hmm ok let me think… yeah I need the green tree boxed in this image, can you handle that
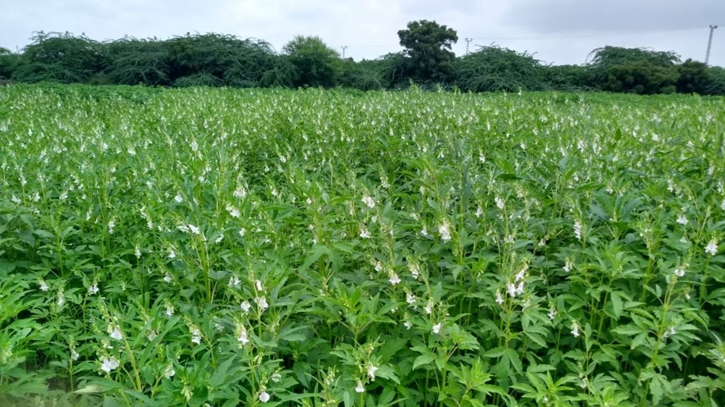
[397,20,458,84]
[543,64,592,91]
[706,66,725,95]
[339,58,385,90]
[676,59,710,94]
[455,45,545,92]
[0,47,22,80]
[104,38,171,86]
[282,36,340,88]
[12,32,108,83]
[588,46,679,94]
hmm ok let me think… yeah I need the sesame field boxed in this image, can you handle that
[1,85,725,407]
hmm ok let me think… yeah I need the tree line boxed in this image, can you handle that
[1,20,724,95]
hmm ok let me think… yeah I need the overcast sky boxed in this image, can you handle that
[0,0,722,66]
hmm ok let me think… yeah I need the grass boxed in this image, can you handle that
[0,84,724,407]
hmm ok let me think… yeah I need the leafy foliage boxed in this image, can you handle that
[588,46,680,94]
[1,29,724,95]
[282,36,341,88]
[456,45,546,92]
[398,20,458,84]
[12,32,107,84]
[0,85,724,406]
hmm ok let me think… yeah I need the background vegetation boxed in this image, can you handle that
[1,20,724,95]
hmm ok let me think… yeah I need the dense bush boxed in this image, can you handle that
[1,29,723,95]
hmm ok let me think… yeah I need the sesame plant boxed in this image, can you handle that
[0,84,724,407]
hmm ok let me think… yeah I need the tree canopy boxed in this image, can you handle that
[398,20,458,84]
[0,24,722,96]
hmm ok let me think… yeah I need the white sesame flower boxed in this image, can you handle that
[705,238,718,256]
[168,248,176,259]
[226,205,240,218]
[507,283,517,298]
[39,279,49,292]
[367,364,378,381]
[174,194,183,203]
[673,267,685,278]
[360,226,371,239]
[163,273,172,283]
[108,220,115,235]
[187,224,200,235]
[164,364,175,378]
[271,373,282,383]
[406,292,416,305]
[166,304,174,318]
[109,326,123,341]
[495,290,504,305]
[420,226,430,237]
[389,272,401,285]
[215,234,224,244]
[135,247,141,258]
[255,280,263,291]
[355,380,365,393]
[514,268,525,282]
[362,195,376,209]
[147,330,157,341]
[233,186,246,199]
[239,228,246,237]
[100,356,119,373]
[475,207,483,218]
[71,349,79,361]
[495,196,505,210]
[721,198,725,211]
[374,261,383,272]
[191,328,201,345]
[229,276,241,289]
[439,221,451,242]
[259,391,270,403]
[88,283,99,295]
[515,282,524,296]
[563,259,572,273]
[571,321,580,338]
[424,300,434,315]
[409,263,419,279]
[237,327,249,345]
[573,221,582,241]
[177,224,190,233]
[676,214,688,225]
[240,301,251,313]
[255,296,269,311]
[404,320,413,330]
[432,323,442,335]
[548,307,557,320]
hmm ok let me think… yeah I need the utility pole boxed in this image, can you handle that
[341,46,348,59]
[465,38,472,55]
[705,25,718,66]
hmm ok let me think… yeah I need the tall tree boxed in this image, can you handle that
[397,20,458,84]
[282,36,340,88]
